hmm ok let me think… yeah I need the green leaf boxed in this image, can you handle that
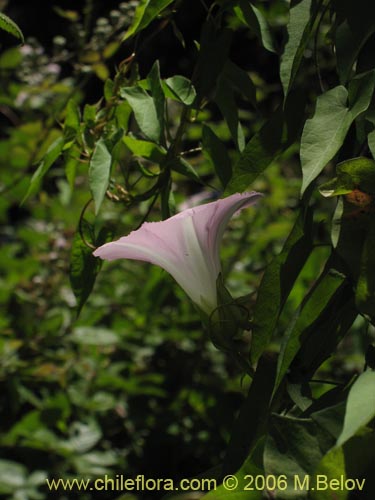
[225,108,283,194]
[89,138,112,215]
[311,448,347,500]
[0,47,22,69]
[337,370,375,447]
[147,61,166,145]
[334,0,375,83]
[64,98,81,140]
[164,75,196,105]
[226,89,306,194]
[204,441,265,499]
[355,221,375,317]
[123,0,175,40]
[215,74,245,151]
[194,22,232,102]
[311,402,347,441]
[69,220,102,315]
[0,12,24,43]
[250,208,313,365]
[301,72,375,194]
[123,135,166,162]
[222,60,257,108]
[169,156,202,183]
[71,327,120,346]
[275,268,347,391]
[22,136,64,204]
[202,124,232,188]
[340,430,375,494]
[280,0,317,97]
[121,86,161,143]
[264,415,333,499]
[289,289,357,382]
[233,0,275,53]
[222,355,277,476]
[0,459,27,493]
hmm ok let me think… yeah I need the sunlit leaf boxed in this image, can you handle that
[123,0,175,41]
[337,370,375,447]
[123,135,166,162]
[250,208,313,365]
[301,71,375,194]
[89,138,112,215]
[120,86,161,142]
[275,267,347,391]
[164,75,196,105]
[0,12,24,43]
[22,136,64,204]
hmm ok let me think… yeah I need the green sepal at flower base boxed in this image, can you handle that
[205,274,254,376]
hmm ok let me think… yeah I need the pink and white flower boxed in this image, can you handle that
[93,192,262,314]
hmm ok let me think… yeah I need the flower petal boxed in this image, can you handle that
[93,191,262,313]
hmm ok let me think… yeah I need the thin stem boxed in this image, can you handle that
[310,378,342,386]
[314,0,331,93]
[79,198,96,250]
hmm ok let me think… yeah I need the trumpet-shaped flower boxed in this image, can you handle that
[93,192,262,315]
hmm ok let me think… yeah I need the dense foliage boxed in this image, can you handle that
[0,0,374,499]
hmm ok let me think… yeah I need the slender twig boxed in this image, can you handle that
[134,192,159,230]
[313,0,331,93]
[310,378,342,386]
[78,198,96,250]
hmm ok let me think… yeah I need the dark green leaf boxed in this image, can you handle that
[123,0,175,40]
[121,86,161,142]
[22,136,64,204]
[280,0,317,97]
[202,124,232,188]
[250,208,313,365]
[222,60,257,108]
[169,156,202,183]
[0,12,24,43]
[233,0,275,53]
[311,402,346,441]
[194,22,232,102]
[204,441,264,499]
[289,289,357,382]
[222,355,277,475]
[89,138,112,215]
[215,74,245,151]
[275,268,347,391]
[334,0,375,83]
[264,415,333,499]
[355,221,375,317]
[225,108,283,194]
[70,220,102,315]
[147,61,166,145]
